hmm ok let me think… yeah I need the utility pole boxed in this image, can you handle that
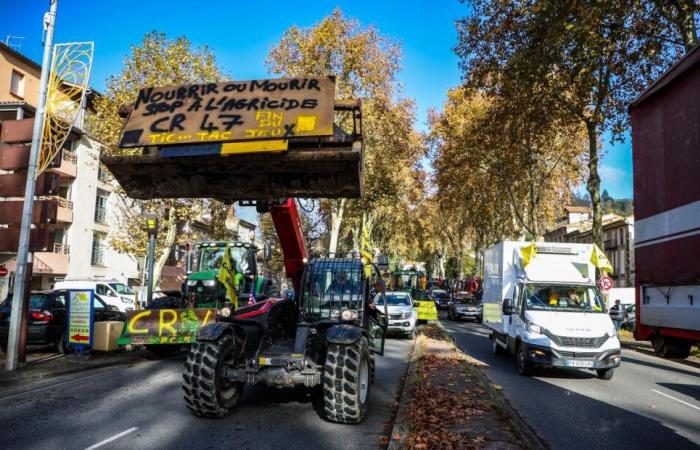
[5,0,58,371]
[146,215,158,307]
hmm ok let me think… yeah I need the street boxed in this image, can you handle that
[0,339,412,450]
[440,314,700,449]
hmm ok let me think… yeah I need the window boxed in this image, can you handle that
[91,232,106,266]
[95,190,108,224]
[10,70,24,97]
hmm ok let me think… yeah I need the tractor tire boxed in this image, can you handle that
[146,344,181,357]
[322,337,371,424]
[182,333,243,418]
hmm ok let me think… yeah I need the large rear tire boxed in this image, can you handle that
[323,337,371,424]
[182,333,243,418]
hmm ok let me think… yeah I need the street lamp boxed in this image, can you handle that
[145,214,158,306]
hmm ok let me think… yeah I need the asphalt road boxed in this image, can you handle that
[440,314,700,450]
[0,338,413,450]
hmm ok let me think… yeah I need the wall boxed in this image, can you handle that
[0,49,40,105]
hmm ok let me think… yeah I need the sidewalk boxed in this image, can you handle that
[0,347,157,390]
[387,324,544,450]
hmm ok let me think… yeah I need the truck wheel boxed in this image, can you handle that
[323,337,371,424]
[182,334,242,418]
[516,345,534,376]
[146,344,181,357]
[596,368,614,380]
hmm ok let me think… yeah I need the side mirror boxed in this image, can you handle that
[502,298,513,315]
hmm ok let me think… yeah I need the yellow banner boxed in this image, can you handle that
[217,246,238,309]
[414,300,438,321]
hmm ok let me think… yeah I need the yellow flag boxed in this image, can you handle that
[217,246,238,309]
[520,242,537,268]
[360,224,373,277]
[590,244,613,274]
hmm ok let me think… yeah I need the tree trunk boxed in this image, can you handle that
[152,207,178,291]
[586,122,603,249]
[328,198,346,257]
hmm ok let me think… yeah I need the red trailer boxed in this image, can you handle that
[630,45,700,359]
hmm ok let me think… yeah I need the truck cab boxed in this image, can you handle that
[484,242,621,379]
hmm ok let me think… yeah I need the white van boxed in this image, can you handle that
[483,242,621,380]
[53,279,137,312]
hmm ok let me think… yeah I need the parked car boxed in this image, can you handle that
[428,289,451,309]
[374,291,416,339]
[447,295,483,323]
[53,279,137,312]
[0,290,125,354]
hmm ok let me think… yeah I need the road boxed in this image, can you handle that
[440,315,700,450]
[0,338,413,450]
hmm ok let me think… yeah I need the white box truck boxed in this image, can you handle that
[483,241,621,379]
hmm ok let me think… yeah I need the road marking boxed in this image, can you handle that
[652,389,700,412]
[84,427,138,450]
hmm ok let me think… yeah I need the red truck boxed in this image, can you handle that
[630,45,700,359]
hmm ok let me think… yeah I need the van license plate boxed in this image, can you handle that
[565,360,593,368]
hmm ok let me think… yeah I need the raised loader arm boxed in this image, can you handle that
[269,199,308,296]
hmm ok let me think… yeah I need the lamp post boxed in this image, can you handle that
[145,214,158,307]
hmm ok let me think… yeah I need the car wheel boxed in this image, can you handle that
[596,368,614,380]
[516,345,534,376]
[406,328,416,339]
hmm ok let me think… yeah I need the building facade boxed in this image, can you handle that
[544,206,635,287]
[0,42,138,300]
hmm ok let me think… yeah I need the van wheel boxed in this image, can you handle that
[516,345,534,376]
[596,368,614,380]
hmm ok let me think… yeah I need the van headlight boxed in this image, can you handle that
[527,323,543,334]
[203,279,217,287]
[607,327,617,338]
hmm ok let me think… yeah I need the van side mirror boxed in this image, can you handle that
[502,298,513,315]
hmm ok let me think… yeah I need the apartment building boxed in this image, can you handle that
[0,42,138,300]
[544,206,635,287]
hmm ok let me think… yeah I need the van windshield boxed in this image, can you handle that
[524,284,605,313]
[109,283,134,295]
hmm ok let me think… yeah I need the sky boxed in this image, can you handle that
[2,0,634,207]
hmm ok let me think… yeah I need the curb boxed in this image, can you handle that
[387,331,422,450]
[435,321,548,450]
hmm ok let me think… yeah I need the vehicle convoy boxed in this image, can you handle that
[483,241,621,380]
[390,269,438,322]
[629,46,700,359]
[428,288,451,309]
[102,76,390,423]
[378,291,417,338]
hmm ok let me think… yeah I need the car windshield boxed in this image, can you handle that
[375,294,411,306]
[109,283,134,295]
[524,284,605,313]
[455,297,478,305]
[432,290,449,299]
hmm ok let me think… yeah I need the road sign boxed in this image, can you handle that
[598,276,614,292]
[68,289,94,350]
[0,267,7,277]
[118,76,336,148]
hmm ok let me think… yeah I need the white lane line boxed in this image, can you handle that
[652,389,700,412]
[84,427,138,450]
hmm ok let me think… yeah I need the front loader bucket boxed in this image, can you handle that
[102,100,363,200]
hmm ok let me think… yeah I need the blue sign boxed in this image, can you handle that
[67,289,95,351]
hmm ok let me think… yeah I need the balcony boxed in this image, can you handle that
[55,197,74,223]
[53,242,70,254]
[47,150,78,178]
